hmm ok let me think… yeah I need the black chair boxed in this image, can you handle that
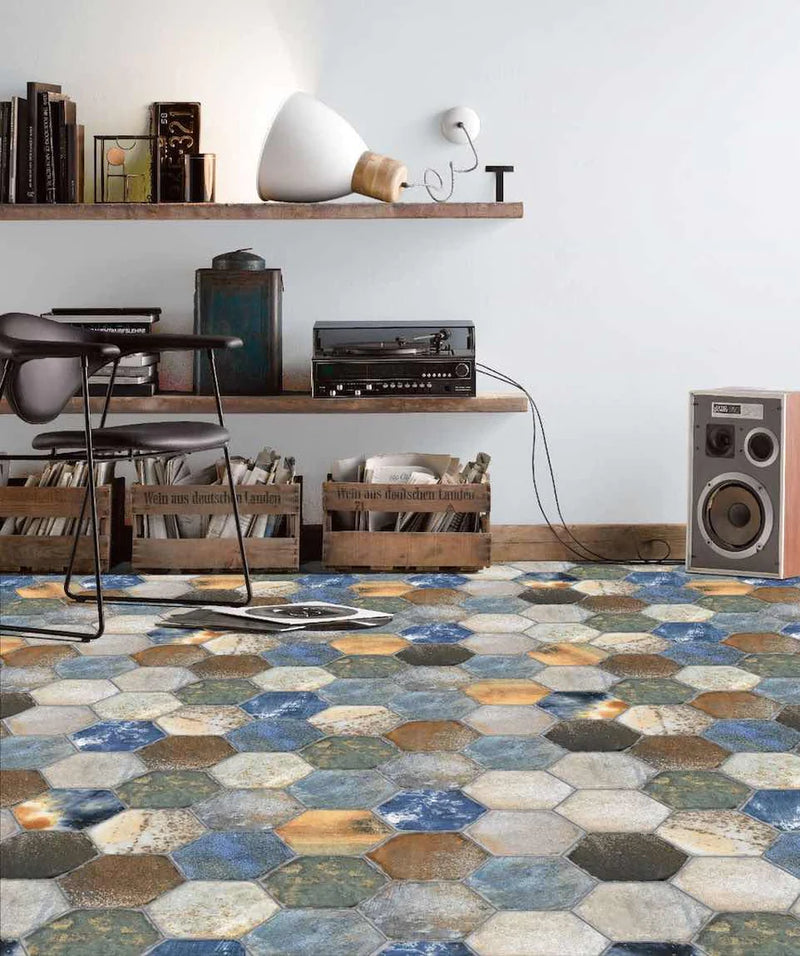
[0,312,253,642]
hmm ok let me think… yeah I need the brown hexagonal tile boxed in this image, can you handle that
[132,645,208,667]
[59,853,184,906]
[191,654,269,678]
[276,809,391,855]
[0,769,48,807]
[2,644,76,667]
[0,692,35,719]
[519,586,584,604]
[751,586,800,604]
[545,719,640,752]
[691,691,778,719]
[397,645,474,666]
[601,654,681,678]
[0,830,96,877]
[569,832,687,881]
[385,720,478,752]
[777,705,800,731]
[631,735,729,770]
[369,832,487,879]
[529,644,607,666]
[722,632,800,654]
[465,680,549,705]
[405,588,463,605]
[138,735,236,770]
[580,595,649,613]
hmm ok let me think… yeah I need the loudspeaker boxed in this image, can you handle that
[687,389,800,579]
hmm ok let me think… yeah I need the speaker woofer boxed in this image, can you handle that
[697,473,773,559]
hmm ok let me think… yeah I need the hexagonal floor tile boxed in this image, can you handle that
[368,832,487,879]
[385,720,478,752]
[697,913,800,956]
[743,789,800,830]
[143,940,246,956]
[618,705,714,736]
[765,832,800,877]
[90,808,206,854]
[0,879,67,938]
[391,691,475,720]
[463,771,572,809]
[330,634,408,656]
[630,736,730,770]
[467,810,581,855]
[289,769,396,808]
[6,705,96,736]
[612,679,693,704]
[376,789,485,831]
[675,665,761,691]
[690,690,778,718]
[674,857,800,911]
[138,735,235,770]
[462,634,538,655]
[116,770,220,808]
[44,752,144,789]
[557,789,670,831]
[721,752,800,788]
[600,654,680,678]
[326,655,407,677]
[194,788,301,830]
[360,881,493,941]
[529,644,608,666]
[276,809,391,854]
[132,645,208,667]
[465,735,564,770]
[536,667,618,693]
[301,735,397,769]
[71,720,165,752]
[463,705,553,736]
[645,770,750,809]
[381,753,480,790]
[175,680,259,705]
[227,718,322,753]
[550,752,652,790]
[576,883,709,942]
[0,691,35,719]
[265,856,386,907]
[13,788,124,830]
[704,719,800,752]
[114,667,195,693]
[467,911,607,956]
[173,830,292,880]
[568,832,686,880]
[657,810,776,856]
[24,908,160,956]
[397,645,474,666]
[58,853,183,906]
[31,679,117,706]
[400,623,472,644]
[467,856,594,909]
[190,654,268,678]
[157,705,252,736]
[723,632,799,653]
[545,719,640,752]
[148,881,278,938]
[0,830,95,878]
[537,692,628,720]
[243,908,382,956]
[308,705,398,736]
[94,692,181,721]
[0,736,74,770]
[0,769,48,807]
[211,753,312,789]
[250,667,335,692]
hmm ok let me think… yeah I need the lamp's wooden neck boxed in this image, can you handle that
[351,151,407,203]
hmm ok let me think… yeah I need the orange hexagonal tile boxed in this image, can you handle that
[689,580,754,596]
[2,645,76,667]
[59,853,184,906]
[349,581,413,598]
[385,720,479,752]
[276,810,391,855]
[405,588,463,606]
[529,644,607,667]
[723,633,800,654]
[751,587,800,604]
[464,680,549,705]
[369,832,487,879]
[331,634,409,656]
[690,691,779,719]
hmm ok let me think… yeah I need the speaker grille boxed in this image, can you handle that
[697,473,774,560]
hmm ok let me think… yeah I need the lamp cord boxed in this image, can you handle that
[403,122,480,203]
[477,363,674,565]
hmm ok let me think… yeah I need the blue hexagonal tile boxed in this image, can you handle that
[703,720,800,753]
[627,571,691,587]
[381,945,473,956]
[537,692,624,720]
[79,573,144,589]
[376,789,485,831]
[391,691,475,720]
[467,856,594,909]
[400,623,473,644]
[782,622,800,636]
[765,832,800,876]
[460,597,529,615]
[227,718,322,752]
[296,574,360,589]
[71,720,165,752]
[407,574,469,589]
[289,770,397,808]
[756,678,800,705]
[263,643,341,667]
[0,735,74,769]
[173,830,293,879]
[662,642,743,666]
[290,588,356,605]
[13,788,124,829]
[148,627,206,645]
[653,622,726,643]
[713,613,788,634]
[605,946,699,956]
[743,790,800,831]
[241,691,328,719]
[464,735,564,769]
[461,656,544,678]
[148,943,246,956]
[244,909,382,956]
[55,655,137,679]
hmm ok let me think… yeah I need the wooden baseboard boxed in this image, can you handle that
[300,523,686,564]
[491,524,686,563]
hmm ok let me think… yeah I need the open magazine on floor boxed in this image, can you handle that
[160,601,393,633]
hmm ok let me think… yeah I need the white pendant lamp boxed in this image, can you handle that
[257,93,407,203]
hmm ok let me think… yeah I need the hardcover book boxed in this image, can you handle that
[10,97,28,204]
[25,82,60,202]
[0,102,10,203]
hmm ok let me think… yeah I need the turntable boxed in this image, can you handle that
[312,320,476,398]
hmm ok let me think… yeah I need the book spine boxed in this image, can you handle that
[24,85,37,201]
[0,102,10,203]
[40,92,56,203]
[76,124,84,203]
[13,98,29,204]
[55,100,70,202]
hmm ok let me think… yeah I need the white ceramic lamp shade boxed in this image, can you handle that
[258,93,406,203]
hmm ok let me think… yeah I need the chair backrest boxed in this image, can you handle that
[0,312,103,424]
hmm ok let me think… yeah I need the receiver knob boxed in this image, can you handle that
[454,363,470,378]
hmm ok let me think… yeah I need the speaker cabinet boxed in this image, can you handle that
[687,390,800,579]
[686,389,800,578]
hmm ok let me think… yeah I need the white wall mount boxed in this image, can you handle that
[440,107,481,144]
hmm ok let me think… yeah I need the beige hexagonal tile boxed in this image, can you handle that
[590,633,669,654]
[572,580,639,597]
[464,771,572,810]
[148,881,278,937]
[74,634,150,657]
[156,705,251,735]
[657,810,777,856]
[550,753,654,790]
[462,614,531,634]
[94,692,182,721]
[645,604,715,623]
[461,634,538,655]
[536,666,618,692]
[0,879,68,938]
[31,679,117,706]
[250,580,300,597]
[467,911,608,956]
[675,666,761,691]
[202,633,279,655]
[90,808,206,854]
[525,624,600,644]
[721,753,800,788]
[557,789,670,831]
[467,810,581,855]
[464,705,554,736]
[5,705,96,736]
[673,857,800,911]
[521,605,591,624]
[576,883,709,941]
[211,752,312,789]
[461,579,525,597]
[113,667,195,692]
[44,752,144,788]
[308,705,398,736]
[250,666,335,691]
[618,705,714,736]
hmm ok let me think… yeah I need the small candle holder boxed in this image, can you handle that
[94,135,162,202]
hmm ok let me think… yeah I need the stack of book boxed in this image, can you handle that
[0,81,84,204]
[44,307,161,396]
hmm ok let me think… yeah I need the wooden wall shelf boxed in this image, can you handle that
[0,392,526,415]
[0,202,523,221]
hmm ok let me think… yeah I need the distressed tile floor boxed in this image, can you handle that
[1,564,799,955]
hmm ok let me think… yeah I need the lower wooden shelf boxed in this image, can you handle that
[0,392,526,415]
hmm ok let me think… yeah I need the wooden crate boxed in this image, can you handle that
[128,478,301,572]
[0,483,112,573]
[322,481,491,572]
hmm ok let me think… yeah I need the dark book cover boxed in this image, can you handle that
[53,98,74,202]
[0,102,10,203]
[39,91,57,203]
[88,382,156,397]
[51,307,162,317]
[10,97,28,204]
[75,124,85,202]
[151,102,200,201]
[25,82,60,202]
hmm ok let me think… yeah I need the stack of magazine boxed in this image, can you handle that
[44,307,161,397]
[0,461,115,537]
[331,451,490,532]
[135,447,295,540]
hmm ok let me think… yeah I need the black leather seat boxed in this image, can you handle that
[32,421,230,452]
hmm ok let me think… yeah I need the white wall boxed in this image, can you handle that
[2,0,799,523]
